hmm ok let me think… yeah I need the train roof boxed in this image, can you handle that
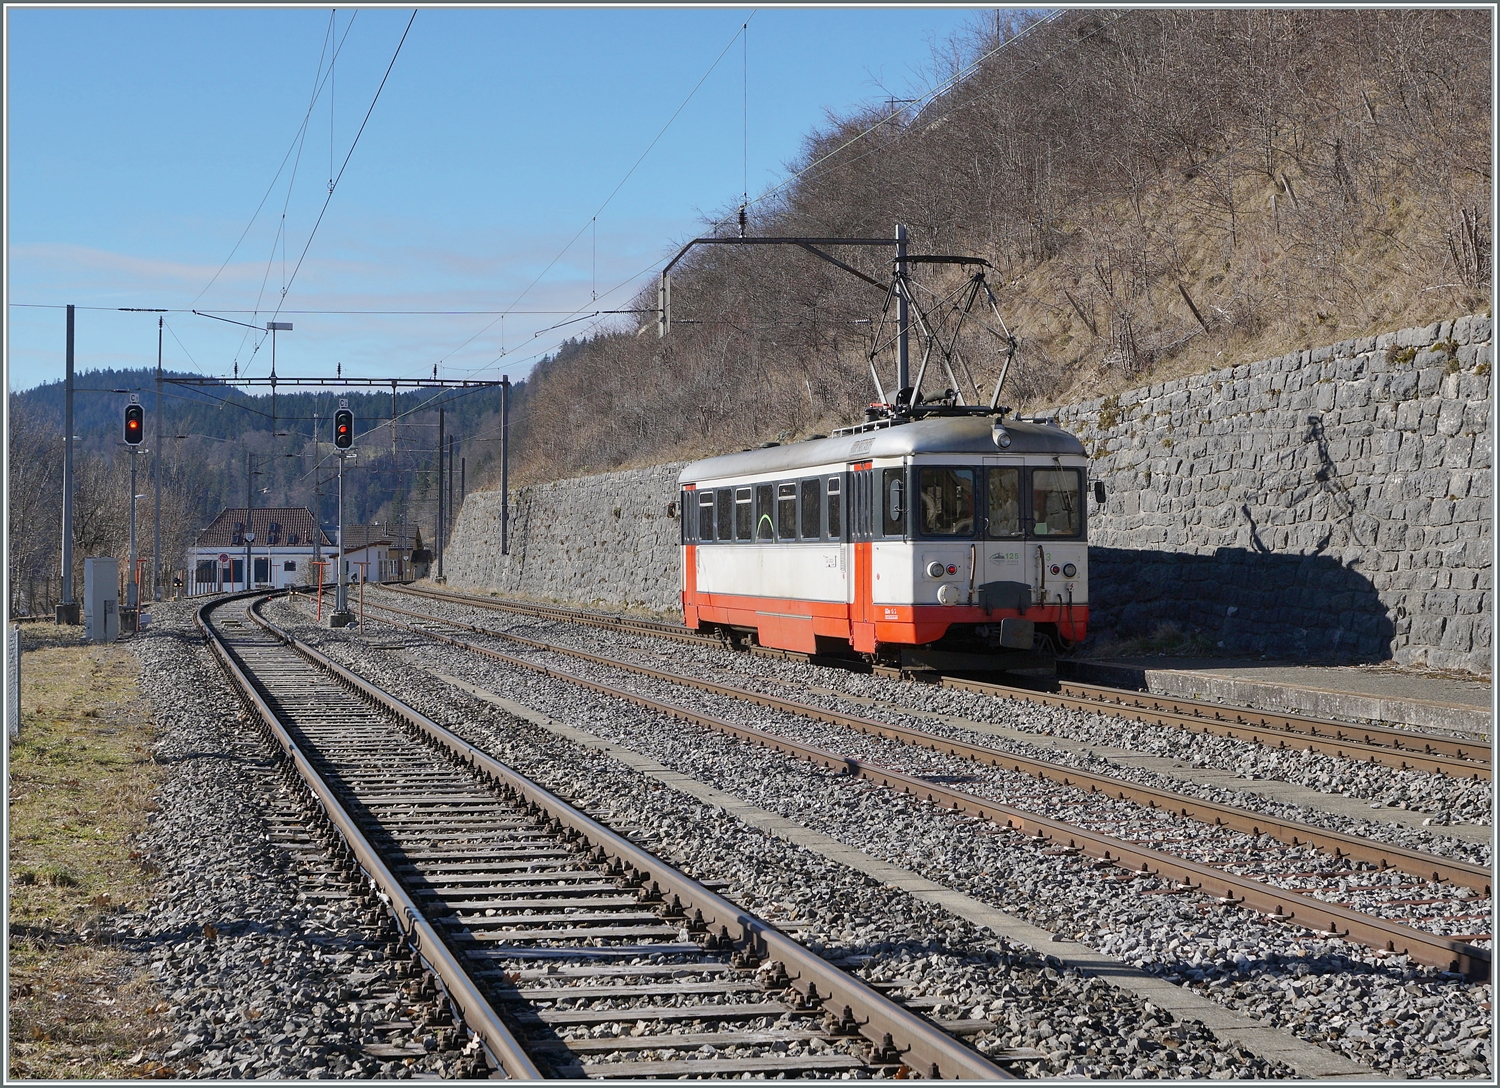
[680,414,1084,484]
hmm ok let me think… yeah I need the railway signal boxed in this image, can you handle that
[331,400,355,627]
[123,401,144,444]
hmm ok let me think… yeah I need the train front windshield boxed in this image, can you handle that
[1031,468,1081,537]
[917,468,975,535]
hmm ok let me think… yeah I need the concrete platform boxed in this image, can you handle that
[1061,657,1491,737]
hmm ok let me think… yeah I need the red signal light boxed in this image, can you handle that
[123,403,144,444]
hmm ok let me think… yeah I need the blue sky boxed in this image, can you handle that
[7,5,994,393]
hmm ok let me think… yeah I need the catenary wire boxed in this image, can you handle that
[191,11,359,309]
[267,10,418,328]
[430,12,757,377]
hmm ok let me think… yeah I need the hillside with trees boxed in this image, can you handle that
[504,7,1490,485]
[7,375,510,616]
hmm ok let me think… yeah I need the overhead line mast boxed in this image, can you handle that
[656,225,1017,415]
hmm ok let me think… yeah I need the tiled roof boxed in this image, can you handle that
[194,507,332,549]
[341,523,422,551]
[339,524,393,550]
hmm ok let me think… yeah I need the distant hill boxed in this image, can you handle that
[8,370,519,614]
[504,7,1490,486]
[11,369,518,530]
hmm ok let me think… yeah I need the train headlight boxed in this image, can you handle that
[926,561,945,578]
[991,422,1012,449]
[1063,562,1077,578]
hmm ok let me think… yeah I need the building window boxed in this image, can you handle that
[284,561,298,572]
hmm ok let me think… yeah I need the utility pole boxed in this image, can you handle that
[896,223,910,395]
[244,448,253,591]
[153,316,163,602]
[58,305,77,624]
[501,375,510,555]
[435,407,445,582]
[460,457,465,507]
[447,434,455,537]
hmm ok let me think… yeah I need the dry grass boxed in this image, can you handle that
[7,634,168,1078]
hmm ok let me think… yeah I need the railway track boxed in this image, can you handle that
[388,583,1492,779]
[200,590,1009,1080]
[347,591,1490,977]
[359,595,1491,894]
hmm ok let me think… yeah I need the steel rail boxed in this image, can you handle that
[197,592,544,1080]
[386,584,1491,778]
[354,602,1489,978]
[247,596,1008,1080]
[971,677,1491,767]
[358,597,1492,895]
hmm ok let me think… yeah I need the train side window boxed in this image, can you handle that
[800,479,821,539]
[698,491,715,541]
[986,467,1022,538]
[1031,467,1082,537]
[735,488,753,540]
[826,477,841,539]
[882,467,906,537]
[918,467,976,536]
[755,484,775,540]
[717,489,733,541]
[777,483,798,539]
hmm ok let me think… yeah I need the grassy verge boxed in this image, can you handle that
[7,630,168,1078]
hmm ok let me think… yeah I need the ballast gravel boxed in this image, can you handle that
[263,601,1291,1078]
[113,602,479,1079]
[369,587,1493,843]
[356,607,1487,940]
[289,593,1493,1080]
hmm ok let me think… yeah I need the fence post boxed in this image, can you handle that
[7,624,20,742]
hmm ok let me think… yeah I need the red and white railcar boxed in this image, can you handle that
[679,412,1093,667]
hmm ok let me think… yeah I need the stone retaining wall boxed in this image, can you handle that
[1054,314,1490,674]
[444,462,687,615]
[445,314,1491,674]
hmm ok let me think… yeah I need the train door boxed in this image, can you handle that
[979,458,1031,614]
[848,463,877,652]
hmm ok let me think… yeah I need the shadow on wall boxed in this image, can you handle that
[1089,547,1395,663]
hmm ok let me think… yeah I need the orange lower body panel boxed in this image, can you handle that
[685,588,1089,654]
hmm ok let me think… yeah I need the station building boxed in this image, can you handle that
[188,507,333,594]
